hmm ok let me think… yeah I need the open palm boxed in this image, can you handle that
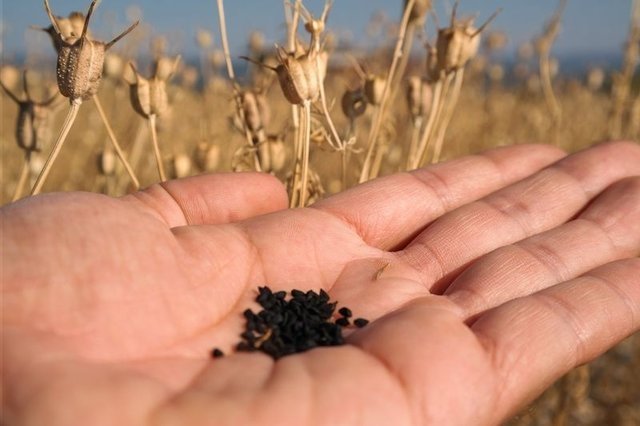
[3,142,640,426]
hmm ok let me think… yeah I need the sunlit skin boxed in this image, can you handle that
[3,141,639,426]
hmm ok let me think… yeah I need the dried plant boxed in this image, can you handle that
[534,0,567,130]
[609,0,640,139]
[359,0,417,182]
[1,71,61,201]
[30,0,139,195]
[409,3,499,169]
[126,56,181,181]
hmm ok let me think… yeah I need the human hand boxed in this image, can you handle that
[2,141,639,426]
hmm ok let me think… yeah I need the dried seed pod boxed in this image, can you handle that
[97,148,116,176]
[43,0,139,101]
[484,31,508,52]
[194,142,221,172]
[0,66,20,90]
[258,135,287,173]
[241,91,264,133]
[405,0,432,24]
[406,76,432,118]
[364,75,385,106]
[1,71,60,153]
[248,31,265,55]
[586,67,605,92]
[436,5,499,74]
[171,153,192,179]
[341,88,367,120]
[103,53,125,80]
[127,56,180,118]
[196,29,214,49]
[273,49,323,105]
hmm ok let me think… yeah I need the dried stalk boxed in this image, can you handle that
[148,114,167,181]
[609,0,640,138]
[91,94,140,190]
[299,101,312,207]
[12,152,32,202]
[431,68,464,163]
[359,0,416,183]
[215,0,261,171]
[537,0,567,129]
[31,100,81,195]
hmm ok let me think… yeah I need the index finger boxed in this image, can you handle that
[313,144,565,251]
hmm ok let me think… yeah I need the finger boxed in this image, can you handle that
[349,296,497,424]
[399,141,640,292]
[124,173,288,227]
[471,258,640,423]
[313,144,565,250]
[446,176,640,318]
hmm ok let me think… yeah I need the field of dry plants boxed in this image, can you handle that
[1,0,639,424]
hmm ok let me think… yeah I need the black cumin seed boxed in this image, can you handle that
[211,348,224,358]
[214,287,369,360]
[335,317,350,327]
[353,318,369,328]
[338,307,352,318]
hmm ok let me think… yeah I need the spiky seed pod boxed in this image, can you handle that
[43,0,139,101]
[405,0,432,24]
[341,88,367,120]
[126,56,179,118]
[406,76,433,118]
[364,75,385,106]
[97,149,116,176]
[1,73,59,153]
[274,50,323,105]
[154,56,181,81]
[436,7,499,74]
[436,24,481,73]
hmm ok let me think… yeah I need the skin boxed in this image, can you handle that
[2,141,640,426]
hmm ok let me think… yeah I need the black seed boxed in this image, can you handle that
[338,307,352,318]
[335,317,350,327]
[211,348,224,358]
[354,318,369,328]
[212,287,367,360]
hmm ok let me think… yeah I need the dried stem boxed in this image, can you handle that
[299,101,312,207]
[92,94,140,190]
[148,114,167,181]
[537,0,567,130]
[609,0,640,138]
[412,77,446,169]
[12,152,31,202]
[359,0,416,183]
[431,68,465,164]
[31,99,82,195]
[216,0,261,170]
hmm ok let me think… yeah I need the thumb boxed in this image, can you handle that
[125,172,288,227]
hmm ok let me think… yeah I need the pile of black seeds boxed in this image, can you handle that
[211,286,369,360]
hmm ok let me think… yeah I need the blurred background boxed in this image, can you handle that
[1,2,639,423]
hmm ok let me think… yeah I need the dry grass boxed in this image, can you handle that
[0,0,638,423]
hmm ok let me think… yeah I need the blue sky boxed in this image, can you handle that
[0,0,632,60]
